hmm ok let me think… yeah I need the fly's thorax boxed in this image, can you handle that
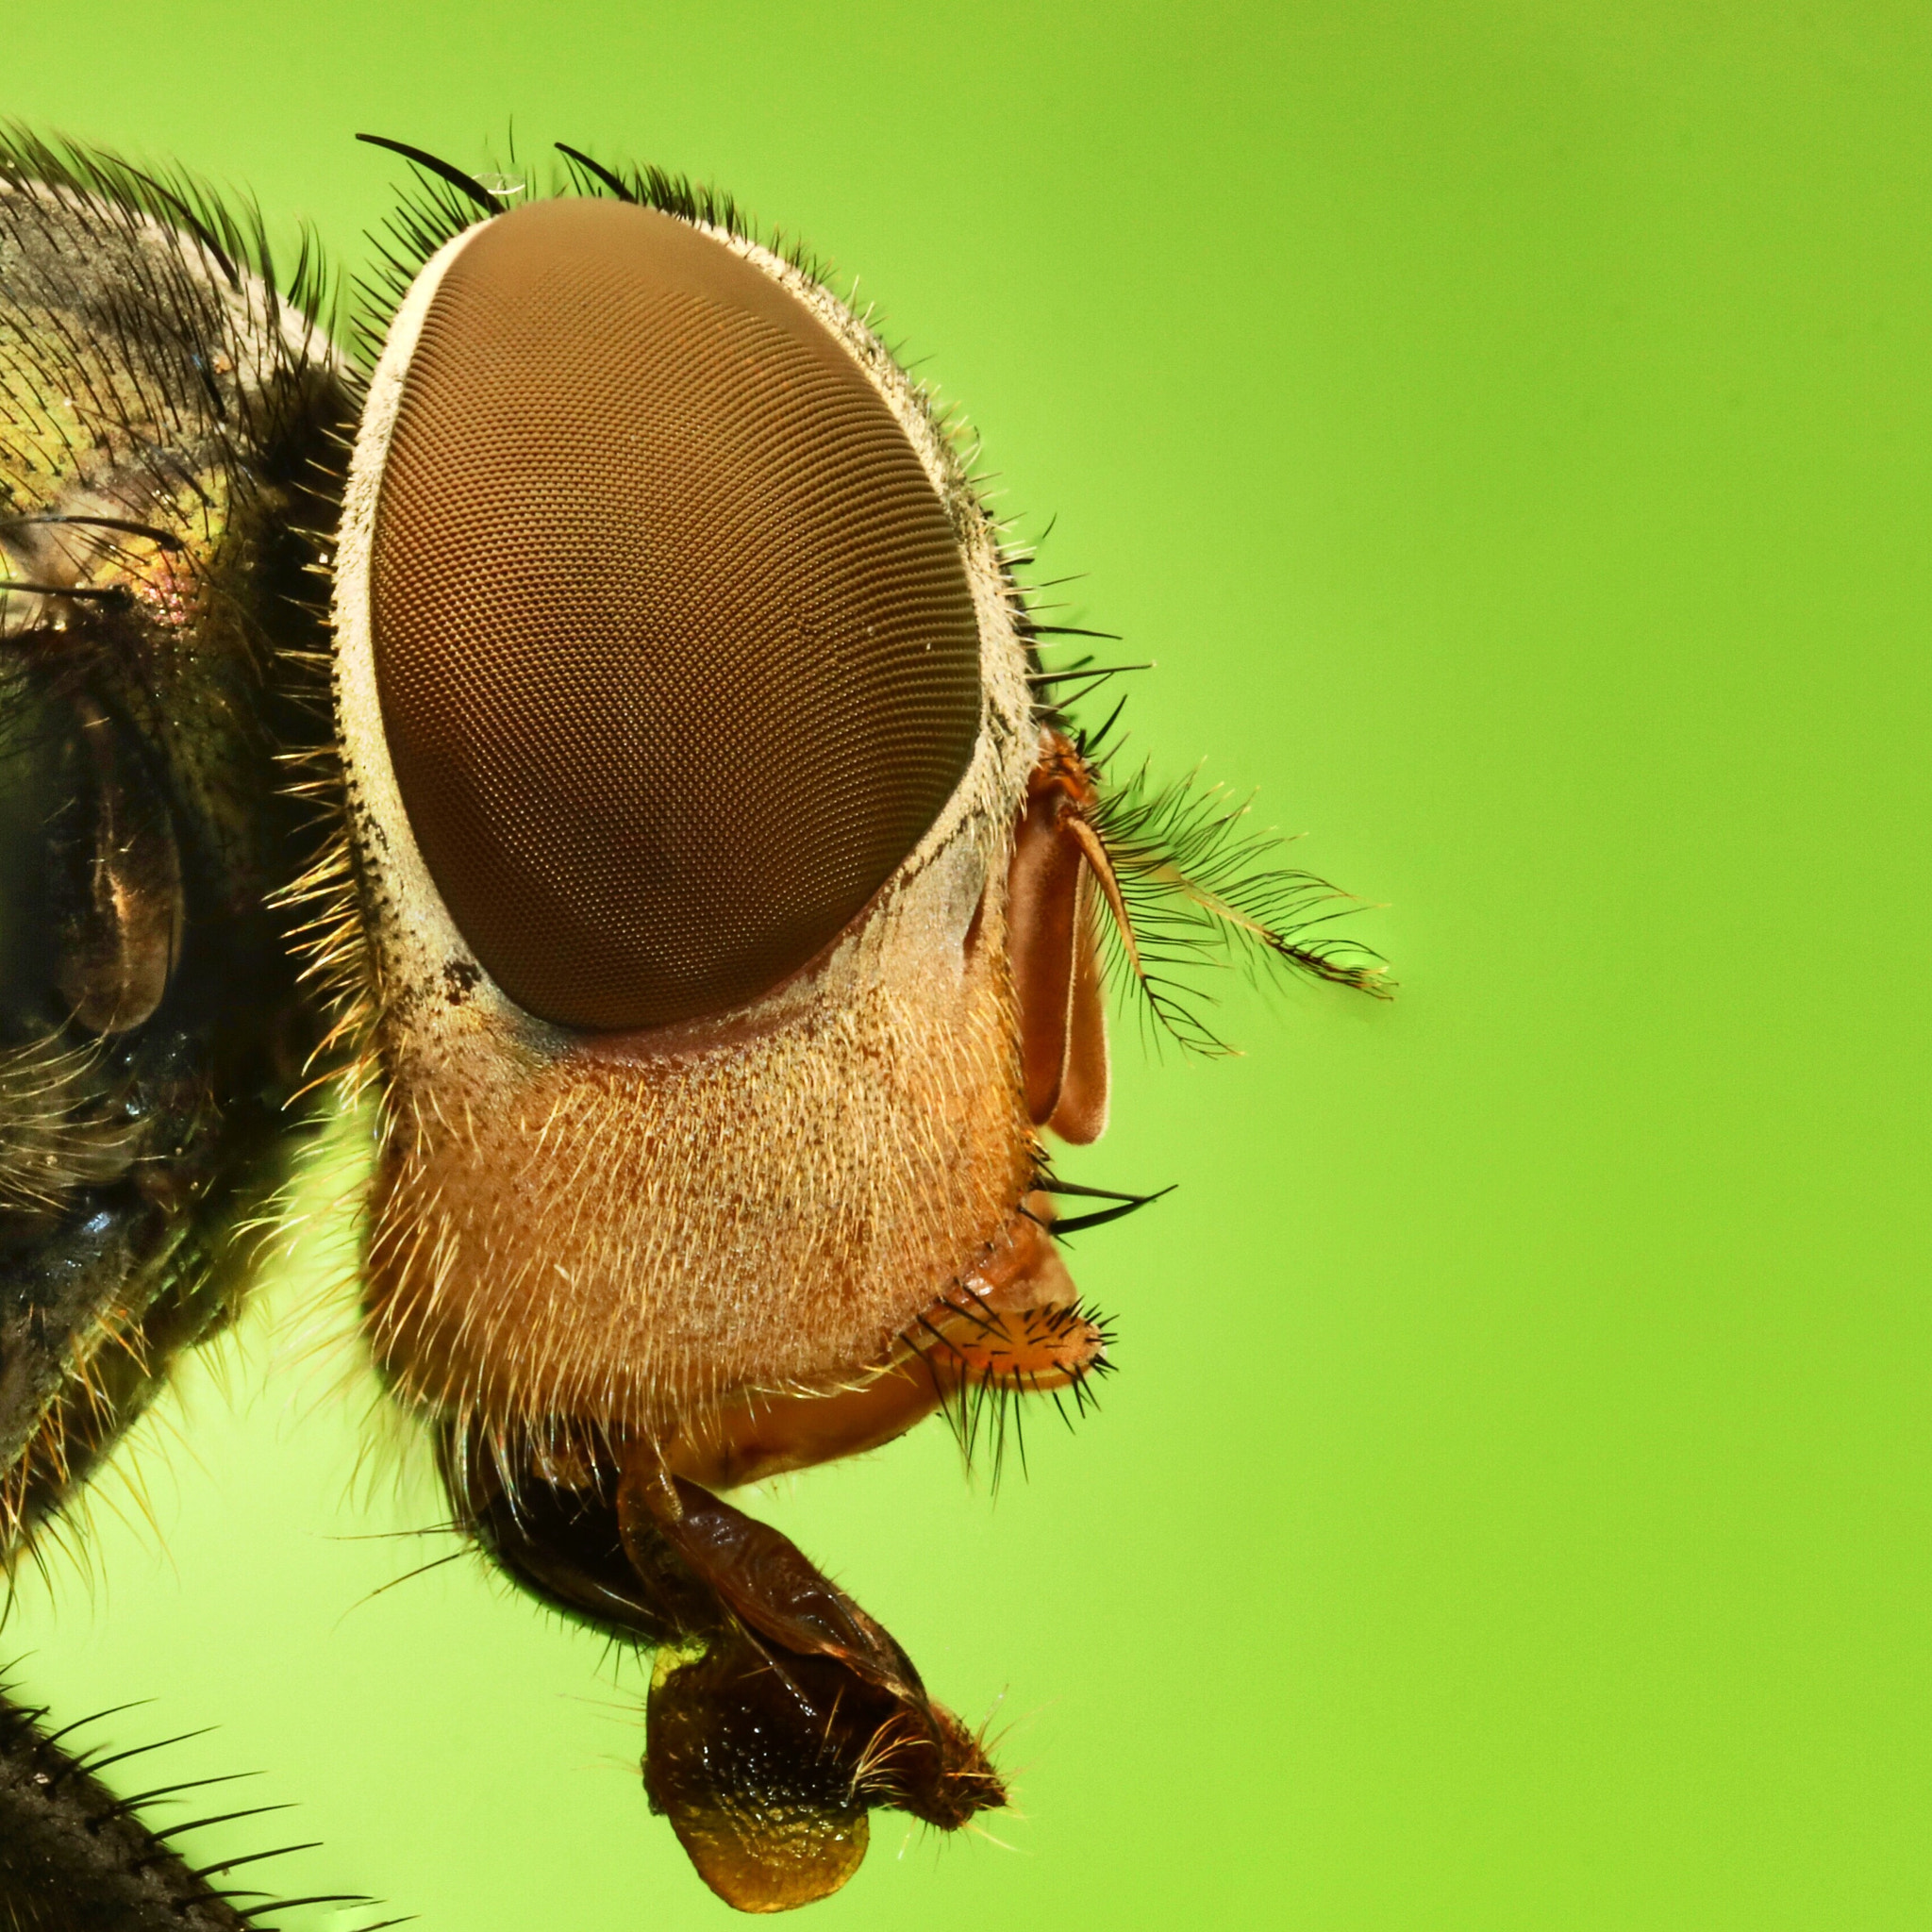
[0,142,355,1560]
[333,192,1038,1435]
[1,168,352,923]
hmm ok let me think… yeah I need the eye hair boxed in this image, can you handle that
[552,142,634,204]
[553,142,758,248]
[349,133,830,375]
[354,133,498,217]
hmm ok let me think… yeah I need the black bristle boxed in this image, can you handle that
[1027,662,1155,686]
[554,142,637,202]
[69,1727,219,1782]
[2,514,186,550]
[151,1803,296,1841]
[355,134,499,216]
[34,1700,154,1751]
[1047,1187,1177,1238]
[192,1842,325,1881]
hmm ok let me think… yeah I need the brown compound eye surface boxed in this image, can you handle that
[369,197,982,1031]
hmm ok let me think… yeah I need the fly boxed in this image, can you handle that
[0,128,1388,1922]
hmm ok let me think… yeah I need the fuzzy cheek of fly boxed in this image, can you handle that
[356,926,1036,1435]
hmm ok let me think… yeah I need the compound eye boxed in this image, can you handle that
[368,197,981,1032]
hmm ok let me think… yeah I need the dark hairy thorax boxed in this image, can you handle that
[0,158,353,1549]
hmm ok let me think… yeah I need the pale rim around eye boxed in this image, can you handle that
[359,194,986,1035]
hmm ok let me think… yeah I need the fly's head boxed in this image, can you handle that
[309,157,1077,1907]
[305,143,1389,1909]
[332,187,1043,1455]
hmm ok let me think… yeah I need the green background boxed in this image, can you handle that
[6,4,1927,1926]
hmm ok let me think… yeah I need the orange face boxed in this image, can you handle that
[321,155,1385,1912]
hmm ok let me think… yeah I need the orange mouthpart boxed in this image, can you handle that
[910,1293,1108,1391]
[656,1193,1108,1492]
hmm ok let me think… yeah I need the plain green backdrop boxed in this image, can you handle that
[5,3,1928,1927]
